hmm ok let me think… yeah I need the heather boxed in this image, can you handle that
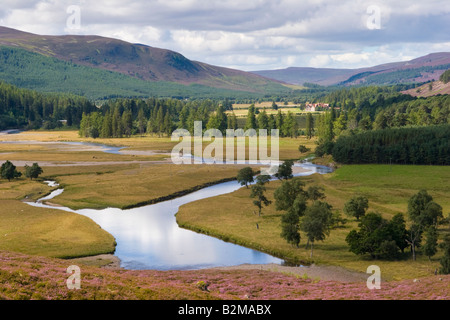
[0,251,448,300]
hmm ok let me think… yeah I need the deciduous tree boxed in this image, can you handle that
[1,161,22,181]
[237,167,255,189]
[300,201,333,258]
[25,163,43,180]
[344,196,369,221]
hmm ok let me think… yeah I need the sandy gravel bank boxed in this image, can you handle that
[213,263,370,283]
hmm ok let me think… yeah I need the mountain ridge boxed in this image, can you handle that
[253,52,450,86]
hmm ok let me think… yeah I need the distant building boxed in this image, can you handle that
[304,103,330,112]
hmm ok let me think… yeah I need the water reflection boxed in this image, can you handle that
[30,180,285,270]
[23,142,333,271]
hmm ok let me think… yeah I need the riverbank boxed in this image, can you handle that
[213,263,369,283]
[69,254,369,283]
[37,163,249,210]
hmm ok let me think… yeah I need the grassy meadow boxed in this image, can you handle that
[42,163,247,210]
[0,179,116,259]
[1,130,316,210]
[0,130,312,259]
[177,164,450,281]
[0,130,316,161]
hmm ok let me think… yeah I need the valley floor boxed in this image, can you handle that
[0,131,448,300]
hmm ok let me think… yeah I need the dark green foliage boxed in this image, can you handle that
[439,235,450,274]
[346,212,408,260]
[0,81,96,130]
[24,163,43,181]
[79,97,222,138]
[439,69,450,84]
[323,86,449,134]
[244,104,257,131]
[255,174,271,185]
[237,167,255,189]
[306,185,325,201]
[280,197,307,247]
[275,160,294,181]
[407,190,443,227]
[300,201,334,258]
[423,226,438,260]
[1,160,21,181]
[343,196,369,221]
[405,190,443,261]
[298,145,311,154]
[250,181,271,216]
[305,113,314,139]
[275,179,307,246]
[331,125,450,165]
[281,201,306,247]
[273,178,306,211]
[389,213,409,253]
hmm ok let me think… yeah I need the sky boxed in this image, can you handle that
[1,0,450,71]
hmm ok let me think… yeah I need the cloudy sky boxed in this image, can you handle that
[1,0,450,71]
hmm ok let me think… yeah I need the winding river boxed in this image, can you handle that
[12,140,333,271]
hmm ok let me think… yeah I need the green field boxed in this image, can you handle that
[0,179,115,259]
[177,164,450,280]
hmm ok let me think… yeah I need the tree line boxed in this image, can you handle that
[313,85,449,164]
[344,190,449,274]
[79,98,219,138]
[78,99,315,139]
[0,81,97,130]
[1,161,43,181]
[330,125,449,165]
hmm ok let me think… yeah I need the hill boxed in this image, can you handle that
[0,26,291,99]
[402,80,450,97]
[253,53,450,86]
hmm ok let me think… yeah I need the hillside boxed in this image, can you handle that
[253,53,450,86]
[0,250,448,300]
[0,26,290,99]
[402,80,450,97]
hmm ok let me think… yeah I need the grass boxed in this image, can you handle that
[176,164,450,281]
[0,130,314,161]
[42,163,247,210]
[0,178,116,258]
[0,200,116,259]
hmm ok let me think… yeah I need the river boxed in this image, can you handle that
[12,140,332,270]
